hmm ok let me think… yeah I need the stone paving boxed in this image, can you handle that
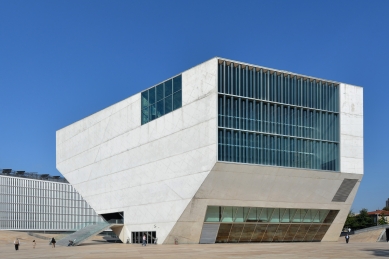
[1,230,389,258]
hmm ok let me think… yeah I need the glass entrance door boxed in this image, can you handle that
[131,231,157,244]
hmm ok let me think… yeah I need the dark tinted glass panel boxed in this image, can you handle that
[246,208,259,222]
[323,210,339,223]
[165,95,172,114]
[215,224,232,243]
[221,207,234,222]
[270,208,281,223]
[239,224,256,242]
[273,224,290,242]
[283,224,300,241]
[281,209,290,223]
[234,207,247,222]
[250,224,267,242]
[311,210,320,223]
[303,224,321,242]
[156,84,164,102]
[173,75,182,93]
[149,88,155,104]
[149,104,156,120]
[318,210,329,223]
[293,224,310,241]
[141,108,149,125]
[205,206,221,222]
[228,224,244,243]
[312,224,330,242]
[173,90,182,110]
[262,224,278,242]
[141,91,148,109]
[258,208,273,222]
[156,100,164,117]
[165,80,173,97]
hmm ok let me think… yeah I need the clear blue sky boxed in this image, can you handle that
[0,1,388,212]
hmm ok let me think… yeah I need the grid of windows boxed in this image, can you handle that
[218,61,339,171]
[141,75,182,125]
[0,175,103,230]
[204,206,338,243]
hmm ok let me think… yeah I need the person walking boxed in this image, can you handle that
[33,240,36,249]
[142,234,146,246]
[14,238,20,250]
[345,234,350,244]
[51,237,56,248]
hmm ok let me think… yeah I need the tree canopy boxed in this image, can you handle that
[343,208,375,230]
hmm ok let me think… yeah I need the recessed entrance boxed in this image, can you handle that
[131,231,157,244]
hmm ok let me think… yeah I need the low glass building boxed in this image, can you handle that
[0,169,103,230]
[56,57,363,244]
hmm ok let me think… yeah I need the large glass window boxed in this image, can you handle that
[205,206,338,243]
[141,75,182,125]
[218,61,339,171]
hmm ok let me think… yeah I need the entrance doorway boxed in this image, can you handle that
[132,231,157,244]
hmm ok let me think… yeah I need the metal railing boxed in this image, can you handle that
[0,169,68,183]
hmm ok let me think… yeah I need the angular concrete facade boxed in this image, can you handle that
[56,58,363,244]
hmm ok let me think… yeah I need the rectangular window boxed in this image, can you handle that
[141,75,182,125]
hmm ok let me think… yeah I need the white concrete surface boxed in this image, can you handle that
[340,84,364,175]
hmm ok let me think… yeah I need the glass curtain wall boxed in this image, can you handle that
[204,206,338,243]
[0,175,103,230]
[217,61,340,171]
[141,75,182,125]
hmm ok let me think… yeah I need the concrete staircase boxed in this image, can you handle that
[56,220,123,246]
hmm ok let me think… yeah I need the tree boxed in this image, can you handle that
[343,209,375,230]
[344,210,357,230]
[382,206,389,211]
[355,208,375,229]
[378,213,388,225]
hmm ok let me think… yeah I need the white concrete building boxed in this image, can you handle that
[56,58,363,244]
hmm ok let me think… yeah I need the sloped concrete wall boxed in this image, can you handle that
[57,58,218,243]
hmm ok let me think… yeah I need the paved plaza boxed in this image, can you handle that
[1,230,389,259]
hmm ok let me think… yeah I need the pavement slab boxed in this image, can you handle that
[1,230,389,258]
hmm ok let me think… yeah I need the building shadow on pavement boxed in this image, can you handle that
[363,249,389,257]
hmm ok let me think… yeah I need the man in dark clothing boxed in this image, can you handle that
[345,234,350,243]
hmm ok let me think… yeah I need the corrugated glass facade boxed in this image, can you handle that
[217,61,339,171]
[141,75,182,125]
[0,175,103,230]
[204,206,338,243]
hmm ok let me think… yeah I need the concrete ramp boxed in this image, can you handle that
[338,229,385,243]
[57,220,123,246]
